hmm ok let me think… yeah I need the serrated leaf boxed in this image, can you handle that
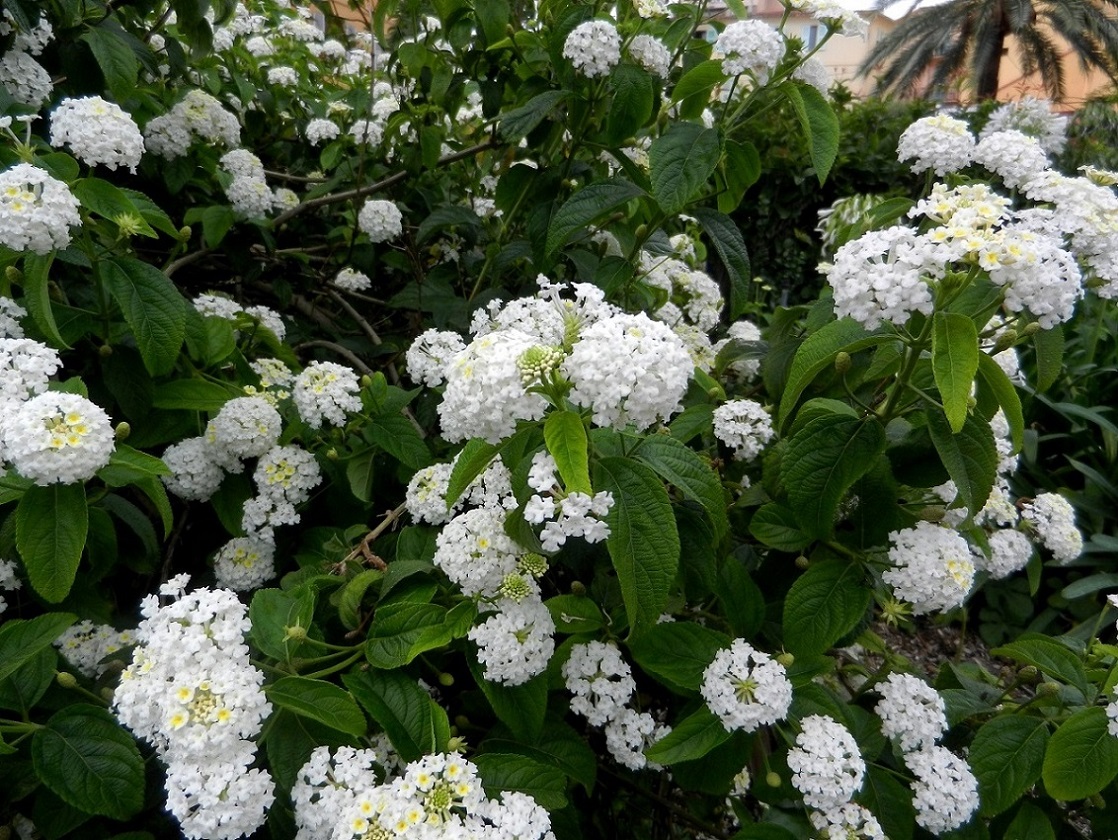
[544,410,591,494]
[499,90,569,142]
[467,660,547,742]
[783,414,885,541]
[593,457,679,638]
[365,602,447,669]
[990,635,1088,694]
[749,503,810,552]
[783,560,870,657]
[73,179,156,237]
[267,677,367,738]
[81,27,139,102]
[605,64,654,145]
[31,705,144,820]
[474,753,568,810]
[16,483,89,603]
[691,207,751,321]
[932,312,979,433]
[545,179,646,257]
[250,588,315,662]
[21,253,69,349]
[783,81,839,184]
[1032,325,1064,392]
[628,621,729,691]
[366,414,430,470]
[970,715,1048,817]
[649,123,719,215]
[102,258,186,377]
[1043,707,1118,801]
[926,408,997,516]
[632,434,728,540]
[344,670,446,762]
[670,60,725,120]
[97,445,170,487]
[152,379,238,411]
[0,613,76,683]
[645,707,730,765]
[975,352,1024,452]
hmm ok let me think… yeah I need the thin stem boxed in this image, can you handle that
[300,650,363,680]
[295,340,374,374]
[343,503,408,564]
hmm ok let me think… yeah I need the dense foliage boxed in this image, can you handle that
[1,1,1118,839]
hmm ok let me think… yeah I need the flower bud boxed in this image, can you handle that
[454,715,470,729]
[1021,322,1042,337]
[834,351,852,375]
[360,375,373,388]
[992,329,1018,354]
[795,555,810,570]
[776,652,795,668]
[5,265,21,283]
[56,671,79,689]
[1018,665,1039,683]
[448,735,468,753]
[100,687,115,702]
[570,580,587,596]
[114,422,130,441]
[766,771,781,787]
[438,672,455,687]
[1038,681,1061,696]
[99,344,113,357]
[326,448,339,460]
[178,225,192,241]
[283,622,307,642]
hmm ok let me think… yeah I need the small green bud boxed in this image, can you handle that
[516,345,564,386]
[992,329,1018,354]
[1018,665,1040,683]
[114,212,144,238]
[966,394,977,410]
[5,265,22,283]
[454,715,470,729]
[765,771,781,788]
[1021,322,1043,337]
[919,505,947,523]
[283,623,307,642]
[360,375,373,388]
[518,552,549,578]
[498,573,533,602]
[834,351,852,375]
[776,652,795,668]
[1090,793,1107,809]
[56,671,79,689]
[447,735,468,753]
[326,448,339,460]
[570,580,587,596]
[114,422,130,441]
[100,687,115,702]
[99,343,113,357]
[438,672,455,687]
[1038,681,1061,696]
[178,225,192,241]
[795,555,810,570]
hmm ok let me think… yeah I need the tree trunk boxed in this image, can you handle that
[976,0,1011,99]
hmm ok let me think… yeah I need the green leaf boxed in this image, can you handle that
[468,661,547,742]
[990,635,1088,695]
[474,753,568,810]
[267,677,367,738]
[649,123,720,215]
[545,594,604,634]
[16,483,89,603]
[474,0,509,44]
[670,60,725,120]
[97,445,170,487]
[593,458,680,638]
[545,179,646,257]
[152,379,238,411]
[0,613,76,683]
[932,312,979,433]
[861,764,915,840]
[632,434,728,540]
[250,588,315,662]
[777,318,890,430]
[365,602,447,669]
[366,414,431,470]
[344,670,446,763]
[499,90,570,142]
[446,438,499,509]
[975,352,1024,452]
[1042,707,1118,801]
[1032,325,1063,393]
[783,81,839,184]
[102,258,187,377]
[416,205,483,245]
[691,207,751,321]
[644,707,731,765]
[783,414,886,541]
[73,179,156,237]
[21,253,70,349]
[926,408,997,516]
[81,26,139,102]
[31,705,144,820]
[544,410,591,494]
[628,622,729,691]
[970,715,1048,817]
[718,140,761,215]
[749,503,810,552]
[783,559,870,657]
[605,64,654,145]
[1005,802,1054,840]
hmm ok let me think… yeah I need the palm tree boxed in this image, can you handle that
[858,0,1118,101]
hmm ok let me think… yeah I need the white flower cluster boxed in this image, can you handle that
[0,337,60,409]
[3,392,115,485]
[0,558,20,615]
[145,89,241,159]
[981,97,1067,155]
[809,804,885,840]
[54,620,135,678]
[790,0,868,36]
[358,198,404,243]
[0,163,83,254]
[874,672,947,753]
[564,640,667,769]
[712,399,775,461]
[787,714,865,814]
[241,443,323,539]
[334,267,372,292]
[972,129,1049,190]
[49,96,146,173]
[433,507,524,598]
[523,451,614,552]
[213,535,276,591]
[0,48,53,108]
[897,114,975,177]
[627,35,672,78]
[714,319,763,382]
[161,436,227,501]
[266,65,299,86]
[405,328,467,388]
[882,521,974,614]
[206,395,283,464]
[468,595,556,685]
[293,361,363,429]
[715,20,785,79]
[0,296,27,338]
[562,20,622,79]
[220,148,277,219]
[405,454,516,526]
[113,577,275,840]
[700,639,793,732]
[306,117,341,145]
[640,251,724,333]
[193,292,287,341]
[905,745,980,835]
[1021,492,1082,564]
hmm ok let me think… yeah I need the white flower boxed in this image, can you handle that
[628,35,671,78]
[0,50,52,108]
[793,56,832,96]
[981,97,1066,155]
[787,715,864,813]
[700,639,792,732]
[468,596,556,685]
[713,399,775,461]
[0,338,61,407]
[0,297,27,339]
[292,361,362,429]
[305,117,340,145]
[214,536,275,591]
[562,20,621,79]
[220,149,265,179]
[55,620,134,678]
[979,528,1033,580]
[225,174,274,219]
[266,65,298,86]
[4,392,115,485]
[432,508,524,597]
[161,436,227,501]
[897,115,975,176]
[0,163,83,254]
[883,521,975,614]
[292,746,379,839]
[358,199,403,243]
[206,396,282,462]
[874,672,947,753]
[405,328,466,388]
[49,97,146,173]
[1021,492,1082,563]
[973,129,1050,190]
[905,745,979,835]
[809,803,886,840]
[563,312,693,431]
[563,640,636,726]
[164,748,275,840]
[715,20,784,79]
[144,90,241,159]
[334,267,371,292]
[0,558,21,615]
[604,707,667,770]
